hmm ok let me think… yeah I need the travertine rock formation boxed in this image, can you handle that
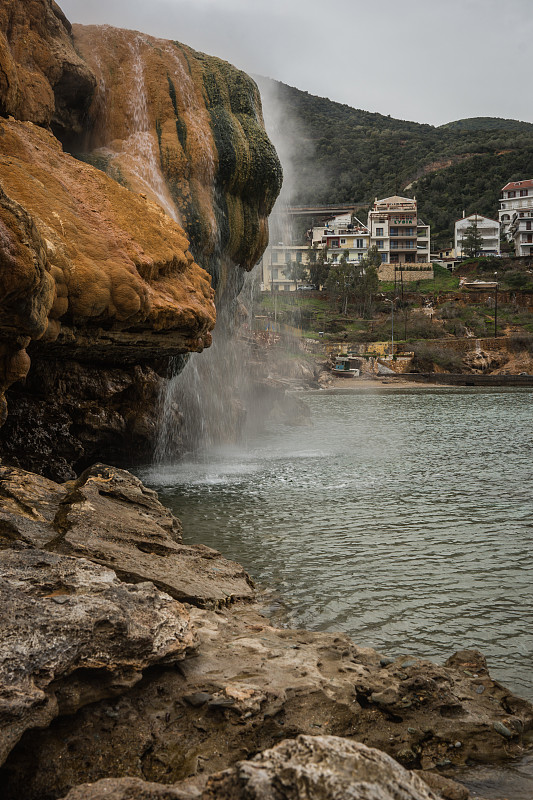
[0,116,215,443]
[73,25,281,284]
[0,1,281,475]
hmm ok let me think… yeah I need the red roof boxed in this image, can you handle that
[502,178,533,191]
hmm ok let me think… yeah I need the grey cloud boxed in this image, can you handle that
[59,0,533,126]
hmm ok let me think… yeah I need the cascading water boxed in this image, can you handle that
[121,35,179,220]
[154,264,255,463]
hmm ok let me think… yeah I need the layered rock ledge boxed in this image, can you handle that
[0,465,531,800]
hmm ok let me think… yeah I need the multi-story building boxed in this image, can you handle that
[509,210,533,257]
[260,244,311,291]
[311,213,370,265]
[499,179,533,239]
[367,196,432,281]
[454,213,500,257]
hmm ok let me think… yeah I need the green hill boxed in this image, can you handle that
[262,79,533,246]
[439,117,533,133]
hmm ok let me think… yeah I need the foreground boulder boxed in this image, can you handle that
[0,546,196,765]
[61,737,451,800]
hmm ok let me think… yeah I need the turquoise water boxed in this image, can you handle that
[140,387,533,702]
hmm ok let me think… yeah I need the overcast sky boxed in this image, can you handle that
[60,0,533,127]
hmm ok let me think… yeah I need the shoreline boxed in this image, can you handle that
[323,374,533,390]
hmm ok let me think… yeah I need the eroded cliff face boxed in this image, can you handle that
[0,1,281,477]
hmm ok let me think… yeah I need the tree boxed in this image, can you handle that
[325,250,353,314]
[284,254,309,290]
[353,246,379,317]
[308,245,330,289]
[461,221,484,258]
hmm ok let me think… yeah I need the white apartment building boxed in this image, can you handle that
[260,244,311,291]
[509,210,533,257]
[367,196,432,280]
[499,179,533,239]
[311,213,370,265]
[454,213,500,257]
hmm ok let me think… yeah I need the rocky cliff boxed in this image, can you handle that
[0,1,281,478]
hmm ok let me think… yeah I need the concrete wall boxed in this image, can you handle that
[378,265,434,282]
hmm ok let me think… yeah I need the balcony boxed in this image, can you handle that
[390,242,416,250]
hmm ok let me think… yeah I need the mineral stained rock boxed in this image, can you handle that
[73,24,282,282]
[0,463,255,607]
[0,115,216,446]
[60,737,448,800]
[0,546,196,766]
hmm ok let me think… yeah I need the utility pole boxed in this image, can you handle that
[384,298,394,358]
[391,299,394,358]
[494,279,498,337]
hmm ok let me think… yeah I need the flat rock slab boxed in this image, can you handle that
[0,546,196,765]
[3,604,531,799]
[0,463,255,607]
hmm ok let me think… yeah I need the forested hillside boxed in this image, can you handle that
[264,79,533,246]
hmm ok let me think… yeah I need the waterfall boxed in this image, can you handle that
[165,44,215,185]
[119,36,179,221]
[155,326,249,463]
[153,260,267,463]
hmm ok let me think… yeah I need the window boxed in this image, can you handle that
[376,240,384,249]
[381,253,387,263]
[356,238,364,248]
[509,191,516,198]
[272,269,278,279]
[340,238,346,244]
[376,227,384,236]
[526,222,532,231]
[520,189,529,197]
[406,254,415,263]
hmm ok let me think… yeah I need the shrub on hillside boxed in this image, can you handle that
[411,342,464,372]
